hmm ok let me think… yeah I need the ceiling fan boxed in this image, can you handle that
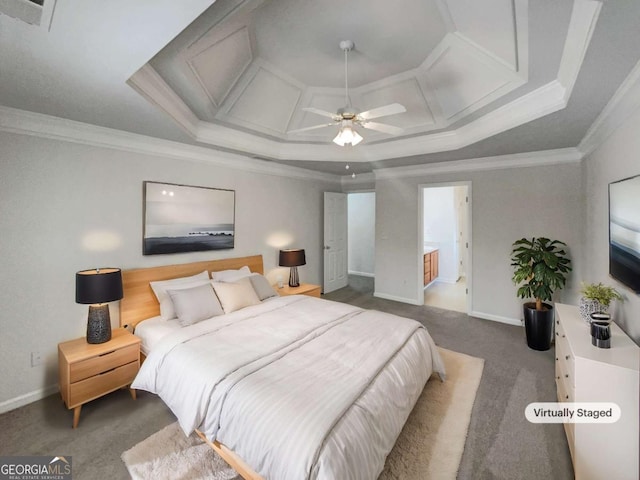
[289,40,406,146]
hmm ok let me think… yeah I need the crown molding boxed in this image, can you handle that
[0,105,340,184]
[578,57,640,157]
[557,0,603,101]
[127,64,200,137]
[372,148,583,180]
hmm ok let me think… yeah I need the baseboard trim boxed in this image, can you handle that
[348,270,375,278]
[0,384,58,414]
[471,310,522,327]
[373,291,422,306]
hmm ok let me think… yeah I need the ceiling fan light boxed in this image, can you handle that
[333,125,363,147]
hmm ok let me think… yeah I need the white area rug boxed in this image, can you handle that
[122,347,484,480]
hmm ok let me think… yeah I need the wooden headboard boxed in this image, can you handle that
[120,255,264,329]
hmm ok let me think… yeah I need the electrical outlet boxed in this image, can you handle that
[31,351,42,367]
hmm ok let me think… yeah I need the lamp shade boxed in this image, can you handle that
[279,249,306,267]
[76,268,123,304]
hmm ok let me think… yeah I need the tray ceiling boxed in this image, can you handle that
[130,0,550,165]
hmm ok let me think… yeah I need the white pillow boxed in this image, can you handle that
[167,283,224,326]
[211,266,251,283]
[249,273,278,301]
[211,277,261,313]
[150,271,209,320]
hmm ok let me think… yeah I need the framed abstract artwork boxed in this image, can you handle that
[143,181,235,255]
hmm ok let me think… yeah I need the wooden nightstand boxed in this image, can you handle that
[276,283,321,298]
[58,328,140,428]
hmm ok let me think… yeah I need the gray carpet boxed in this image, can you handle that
[0,276,573,479]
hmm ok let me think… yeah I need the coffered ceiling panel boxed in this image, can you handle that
[445,0,519,70]
[221,63,302,135]
[187,25,253,107]
[423,35,519,120]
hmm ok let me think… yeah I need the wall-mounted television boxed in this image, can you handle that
[609,175,640,294]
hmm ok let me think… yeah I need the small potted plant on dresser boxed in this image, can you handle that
[578,282,623,323]
[510,237,572,351]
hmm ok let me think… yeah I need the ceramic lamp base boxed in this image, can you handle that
[288,266,300,287]
[87,304,112,344]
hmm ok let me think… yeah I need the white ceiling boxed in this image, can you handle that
[2,0,640,176]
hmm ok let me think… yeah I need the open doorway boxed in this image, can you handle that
[347,191,375,292]
[420,183,471,313]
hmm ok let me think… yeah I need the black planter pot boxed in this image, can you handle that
[523,302,554,351]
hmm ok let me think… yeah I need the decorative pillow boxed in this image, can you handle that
[249,274,278,301]
[150,271,210,320]
[211,277,261,313]
[211,266,251,283]
[167,283,224,326]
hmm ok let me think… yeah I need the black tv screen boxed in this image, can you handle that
[609,175,640,294]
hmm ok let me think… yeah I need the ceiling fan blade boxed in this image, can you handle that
[288,123,336,134]
[358,103,406,120]
[302,107,340,120]
[361,121,404,136]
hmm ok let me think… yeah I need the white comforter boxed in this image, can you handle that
[132,295,445,480]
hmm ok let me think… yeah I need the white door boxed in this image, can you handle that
[324,192,348,293]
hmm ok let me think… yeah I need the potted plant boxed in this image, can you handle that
[510,237,572,350]
[578,282,623,322]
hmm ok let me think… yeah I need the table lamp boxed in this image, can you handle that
[279,249,306,287]
[76,268,123,344]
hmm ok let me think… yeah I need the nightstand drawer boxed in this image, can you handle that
[68,361,138,407]
[70,344,139,383]
[304,286,321,298]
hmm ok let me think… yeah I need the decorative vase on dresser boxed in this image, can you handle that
[578,297,605,323]
[554,304,639,480]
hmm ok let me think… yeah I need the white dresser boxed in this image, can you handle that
[555,303,639,480]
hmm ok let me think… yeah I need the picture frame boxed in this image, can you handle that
[143,181,235,255]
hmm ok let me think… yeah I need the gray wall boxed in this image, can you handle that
[0,131,337,409]
[374,163,584,322]
[583,106,640,344]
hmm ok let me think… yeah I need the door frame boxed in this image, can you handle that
[418,181,472,313]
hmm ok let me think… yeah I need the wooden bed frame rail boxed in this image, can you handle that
[195,430,264,480]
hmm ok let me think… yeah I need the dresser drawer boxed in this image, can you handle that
[556,364,574,401]
[555,337,574,388]
[69,343,139,383]
[556,368,574,403]
[68,361,138,407]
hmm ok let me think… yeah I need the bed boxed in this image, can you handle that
[123,255,445,480]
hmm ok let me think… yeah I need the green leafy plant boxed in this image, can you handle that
[580,282,623,307]
[510,237,572,311]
